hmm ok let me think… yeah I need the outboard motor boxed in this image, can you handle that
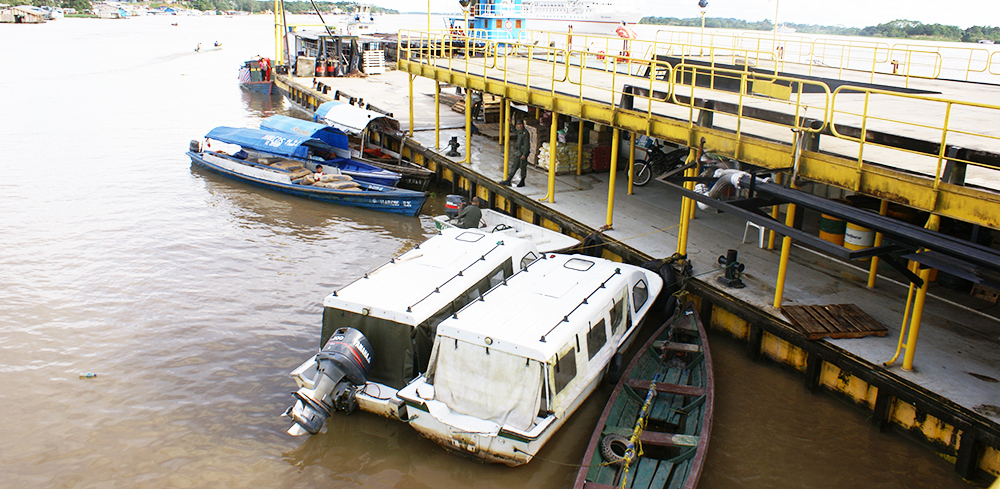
[283,327,373,436]
[445,194,468,220]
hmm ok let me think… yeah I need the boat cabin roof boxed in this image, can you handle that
[324,228,541,325]
[314,101,400,136]
[204,126,332,159]
[260,115,350,152]
[434,254,661,362]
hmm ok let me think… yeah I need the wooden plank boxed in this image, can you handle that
[631,457,659,489]
[649,461,676,489]
[781,304,887,339]
[625,377,705,396]
[639,431,700,447]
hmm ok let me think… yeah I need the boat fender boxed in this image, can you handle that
[605,352,623,385]
[599,433,629,465]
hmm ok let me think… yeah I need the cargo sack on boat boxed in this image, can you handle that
[319,174,352,183]
[288,168,312,180]
[295,175,317,185]
[271,160,303,171]
[317,181,361,190]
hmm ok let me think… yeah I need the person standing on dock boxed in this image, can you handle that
[501,120,530,187]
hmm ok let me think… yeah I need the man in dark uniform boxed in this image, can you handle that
[456,196,483,229]
[501,120,531,187]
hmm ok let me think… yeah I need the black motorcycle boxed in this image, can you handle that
[632,140,689,186]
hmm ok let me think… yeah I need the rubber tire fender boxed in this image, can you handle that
[599,433,630,465]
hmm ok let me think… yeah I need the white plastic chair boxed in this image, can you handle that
[743,221,766,248]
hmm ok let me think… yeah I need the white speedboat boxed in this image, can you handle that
[283,228,543,434]
[397,252,663,465]
[433,208,581,253]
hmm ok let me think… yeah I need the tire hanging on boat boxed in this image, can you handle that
[599,433,630,465]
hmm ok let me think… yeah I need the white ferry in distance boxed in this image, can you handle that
[520,0,642,31]
[458,0,643,36]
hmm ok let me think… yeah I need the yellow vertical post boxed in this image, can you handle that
[902,214,941,371]
[576,120,584,175]
[867,199,890,288]
[503,99,511,180]
[408,74,415,137]
[605,127,620,226]
[434,82,440,149]
[767,173,783,249]
[543,112,558,203]
[627,134,635,195]
[773,181,798,308]
[464,89,472,164]
[677,165,693,255]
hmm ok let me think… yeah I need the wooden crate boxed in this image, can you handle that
[970,284,1000,304]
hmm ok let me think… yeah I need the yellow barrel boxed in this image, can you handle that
[819,214,846,246]
[844,222,875,260]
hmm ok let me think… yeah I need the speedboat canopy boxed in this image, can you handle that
[314,101,400,136]
[204,126,333,159]
[260,115,350,152]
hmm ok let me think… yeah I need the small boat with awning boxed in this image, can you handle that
[259,115,413,189]
[238,57,273,95]
[187,126,427,216]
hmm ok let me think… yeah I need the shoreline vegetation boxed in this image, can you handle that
[641,17,1000,44]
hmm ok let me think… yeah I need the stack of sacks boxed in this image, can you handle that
[537,142,589,173]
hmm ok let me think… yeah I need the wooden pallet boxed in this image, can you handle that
[781,304,888,340]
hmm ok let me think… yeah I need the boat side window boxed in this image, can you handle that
[553,346,577,394]
[632,279,648,312]
[586,319,607,360]
[610,289,626,335]
[520,251,538,270]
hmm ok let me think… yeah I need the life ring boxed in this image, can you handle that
[599,433,630,465]
[597,50,605,60]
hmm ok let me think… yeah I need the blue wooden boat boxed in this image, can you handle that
[259,115,403,188]
[187,127,427,217]
[574,300,714,489]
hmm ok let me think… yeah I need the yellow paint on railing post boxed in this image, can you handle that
[503,99,510,180]
[408,74,415,137]
[867,199,890,288]
[768,172,783,249]
[539,113,558,203]
[464,88,472,165]
[576,120,584,176]
[902,214,940,371]
[628,134,635,195]
[434,81,440,149]
[606,127,619,226]
[773,180,798,309]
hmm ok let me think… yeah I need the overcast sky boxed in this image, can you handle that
[390,0,1000,29]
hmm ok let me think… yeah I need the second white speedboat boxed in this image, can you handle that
[397,252,663,466]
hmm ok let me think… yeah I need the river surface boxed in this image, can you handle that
[0,14,975,488]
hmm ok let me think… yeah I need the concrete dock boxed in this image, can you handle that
[276,59,1000,482]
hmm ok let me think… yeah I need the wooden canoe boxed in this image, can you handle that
[573,300,714,489]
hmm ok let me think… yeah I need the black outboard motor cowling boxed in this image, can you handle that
[445,194,468,220]
[283,327,373,435]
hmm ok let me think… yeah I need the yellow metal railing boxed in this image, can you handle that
[397,29,1000,196]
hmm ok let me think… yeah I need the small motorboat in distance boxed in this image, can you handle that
[433,195,580,253]
[187,127,426,216]
[239,57,273,95]
[573,300,714,489]
[397,253,664,466]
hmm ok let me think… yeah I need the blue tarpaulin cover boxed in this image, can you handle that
[204,126,328,159]
[260,115,350,150]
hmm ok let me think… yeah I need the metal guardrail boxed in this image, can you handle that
[397,29,1000,195]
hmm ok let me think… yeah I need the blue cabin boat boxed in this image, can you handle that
[448,0,525,43]
[187,127,427,217]
[260,115,402,187]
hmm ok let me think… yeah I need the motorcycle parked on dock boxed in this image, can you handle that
[632,140,689,186]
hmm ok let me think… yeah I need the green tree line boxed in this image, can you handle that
[640,17,1000,43]
[27,0,398,15]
